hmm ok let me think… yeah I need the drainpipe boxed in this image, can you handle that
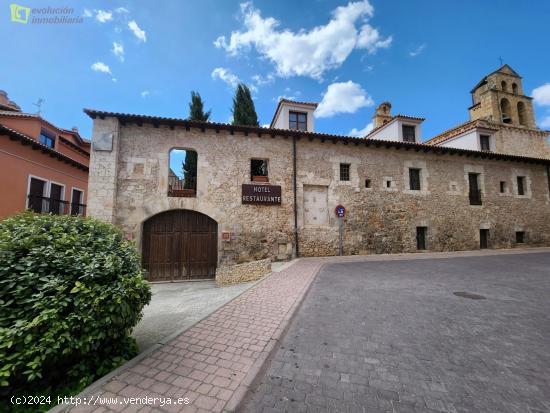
[292,135,299,258]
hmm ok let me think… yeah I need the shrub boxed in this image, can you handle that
[0,212,151,397]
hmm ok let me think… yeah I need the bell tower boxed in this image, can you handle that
[469,64,536,129]
[372,102,392,128]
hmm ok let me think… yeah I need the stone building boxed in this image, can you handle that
[85,66,550,282]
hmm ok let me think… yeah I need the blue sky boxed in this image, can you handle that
[2,0,550,142]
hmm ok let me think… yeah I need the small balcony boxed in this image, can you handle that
[27,195,86,216]
[168,175,196,197]
[469,190,482,206]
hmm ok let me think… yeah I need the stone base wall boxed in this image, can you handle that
[215,258,271,286]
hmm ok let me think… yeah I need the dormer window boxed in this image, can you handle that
[289,111,307,131]
[402,125,416,142]
[39,129,55,148]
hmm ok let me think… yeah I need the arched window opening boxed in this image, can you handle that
[501,81,508,92]
[517,102,527,126]
[500,98,512,124]
[512,83,518,95]
[168,148,197,197]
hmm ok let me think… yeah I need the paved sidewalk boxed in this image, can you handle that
[58,259,322,413]
[133,281,256,352]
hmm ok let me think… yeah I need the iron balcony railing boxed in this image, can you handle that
[27,195,87,216]
[469,190,482,206]
[168,175,196,197]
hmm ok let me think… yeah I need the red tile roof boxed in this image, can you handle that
[83,108,550,165]
[425,119,499,146]
[0,123,89,171]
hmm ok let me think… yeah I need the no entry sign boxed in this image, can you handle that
[335,204,346,218]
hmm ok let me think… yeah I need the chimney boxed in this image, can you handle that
[72,127,79,132]
[372,102,392,128]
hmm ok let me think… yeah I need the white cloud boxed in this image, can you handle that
[141,90,150,98]
[315,81,374,118]
[356,25,392,53]
[349,122,374,137]
[112,42,125,62]
[95,10,113,23]
[409,43,426,57]
[91,62,112,75]
[128,20,147,42]
[252,73,275,86]
[211,67,240,88]
[115,7,129,14]
[83,9,92,17]
[532,83,550,106]
[214,1,391,80]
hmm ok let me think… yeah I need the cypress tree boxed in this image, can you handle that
[231,83,259,126]
[188,91,211,121]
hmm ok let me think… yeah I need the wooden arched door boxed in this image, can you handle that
[142,210,218,281]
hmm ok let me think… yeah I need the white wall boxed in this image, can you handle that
[368,119,422,142]
[439,130,495,151]
[368,120,400,141]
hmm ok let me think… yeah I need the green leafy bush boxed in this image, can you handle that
[0,212,151,397]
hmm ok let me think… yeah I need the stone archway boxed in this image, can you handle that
[142,209,218,282]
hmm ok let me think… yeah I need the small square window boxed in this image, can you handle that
[39,130,55,148]
[500,181,507,193]
[365,179,371,188]
[251,159,269,182]
[516,231,525,244]
[289,111,307,131]
[386,180,392,188]
[480,135,491,151]
[339,163,350,181]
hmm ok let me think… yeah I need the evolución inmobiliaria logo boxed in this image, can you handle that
[10,3,83,24]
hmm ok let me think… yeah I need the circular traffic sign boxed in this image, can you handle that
[335,204,346,218]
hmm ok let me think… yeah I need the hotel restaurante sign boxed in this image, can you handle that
[242,184,281,205]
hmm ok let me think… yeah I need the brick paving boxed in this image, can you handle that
[59,259,322,413]
[241,252,550,413]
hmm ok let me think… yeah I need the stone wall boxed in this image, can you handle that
[215,258,271,286]
[295,139,550,256]
[97,123,295,264]
[494,126,550,159]
[87,116,550,269]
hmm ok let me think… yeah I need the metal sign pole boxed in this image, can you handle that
[338,216,343,256]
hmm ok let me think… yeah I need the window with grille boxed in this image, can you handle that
[339,163,350,181]
[409,168,421,190]
[402,125,416,142]
[289,111,307,131]
[251,159,269,182]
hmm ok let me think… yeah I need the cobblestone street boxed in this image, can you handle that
[241,252,550,413]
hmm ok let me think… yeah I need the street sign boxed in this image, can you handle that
[335,204,346,218]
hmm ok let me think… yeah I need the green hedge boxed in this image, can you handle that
[0,212,151,398]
